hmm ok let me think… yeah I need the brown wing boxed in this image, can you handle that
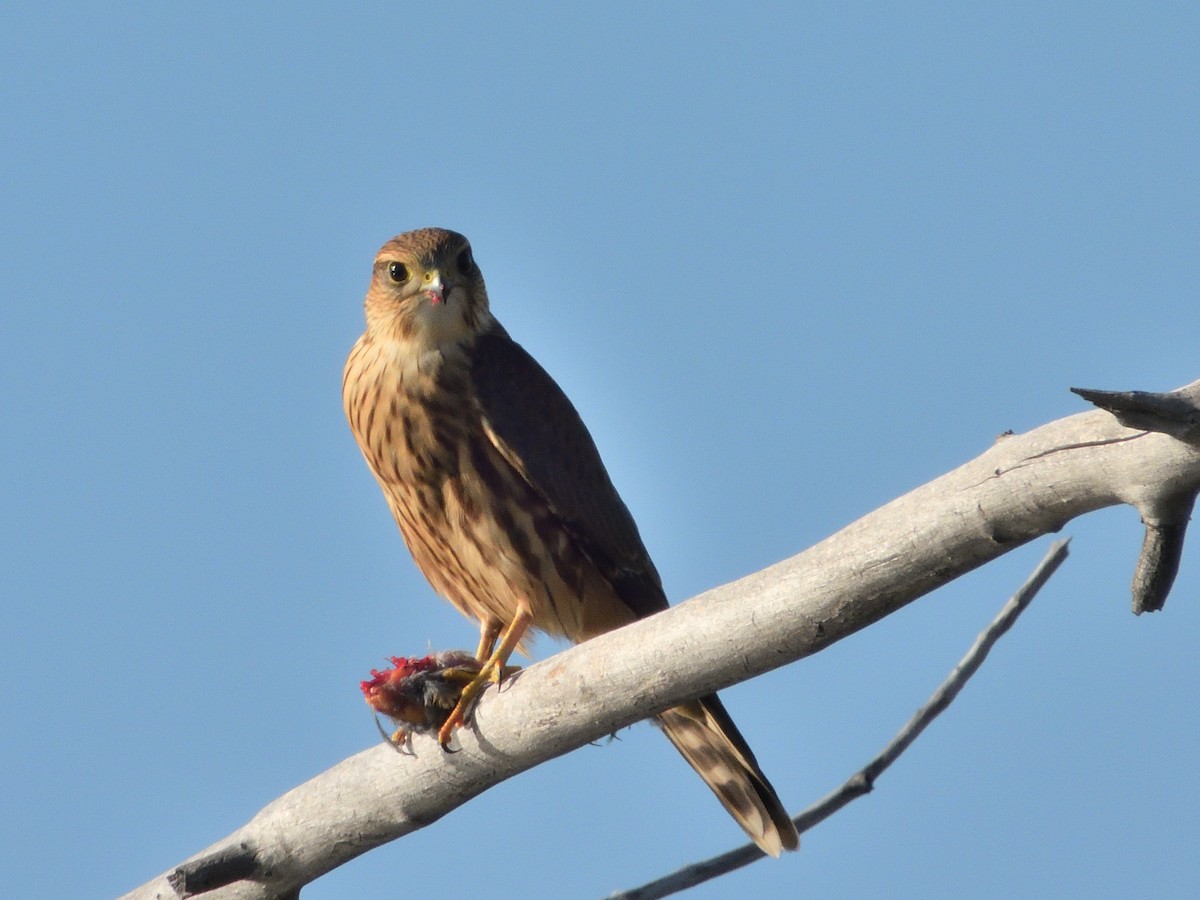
[470,325,668,619]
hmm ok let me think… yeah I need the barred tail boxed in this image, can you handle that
[657,694,799,857]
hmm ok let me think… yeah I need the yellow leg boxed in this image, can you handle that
[475,616,502,662]
[438,605,533,748]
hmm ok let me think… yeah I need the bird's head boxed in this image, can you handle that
[363,227,492,348]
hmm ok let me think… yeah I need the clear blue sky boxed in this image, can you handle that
[3,4,1198,898]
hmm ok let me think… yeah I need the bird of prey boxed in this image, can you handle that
[342,228,798,856]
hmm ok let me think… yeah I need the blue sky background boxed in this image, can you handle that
[3,3,1198,898]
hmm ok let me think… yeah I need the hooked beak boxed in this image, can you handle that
[423,272,447,306]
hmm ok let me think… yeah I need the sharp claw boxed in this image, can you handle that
[366,611,532,752]
[437,712,464,750]
[434,657,514,747]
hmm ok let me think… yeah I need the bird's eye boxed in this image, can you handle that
[456,248,474,274]
[387,261,411,284]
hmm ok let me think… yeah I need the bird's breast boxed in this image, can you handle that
[343,333,622,642]
[344,338,468,483]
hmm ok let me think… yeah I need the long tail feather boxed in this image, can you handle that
[657,694,799,856]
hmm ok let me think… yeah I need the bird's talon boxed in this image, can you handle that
[494,663,522,690]
[437,712,465,750]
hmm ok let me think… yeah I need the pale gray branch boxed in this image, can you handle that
[607,538,1071,900]
[1071,386,1200,443]
[1071,384,1200,613]
[122,381,1200,900]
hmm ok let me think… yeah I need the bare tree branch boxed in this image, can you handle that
[122,382,1200,900]
[1071,385,1199,613]
[167,844,261,897]
[1130,510,1194,614]
[1071,386,1200,443]
[607,538,1071,900]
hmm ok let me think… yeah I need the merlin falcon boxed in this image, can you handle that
[343,227,798,856]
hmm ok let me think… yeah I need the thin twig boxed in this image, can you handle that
[607,538,1071,900]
